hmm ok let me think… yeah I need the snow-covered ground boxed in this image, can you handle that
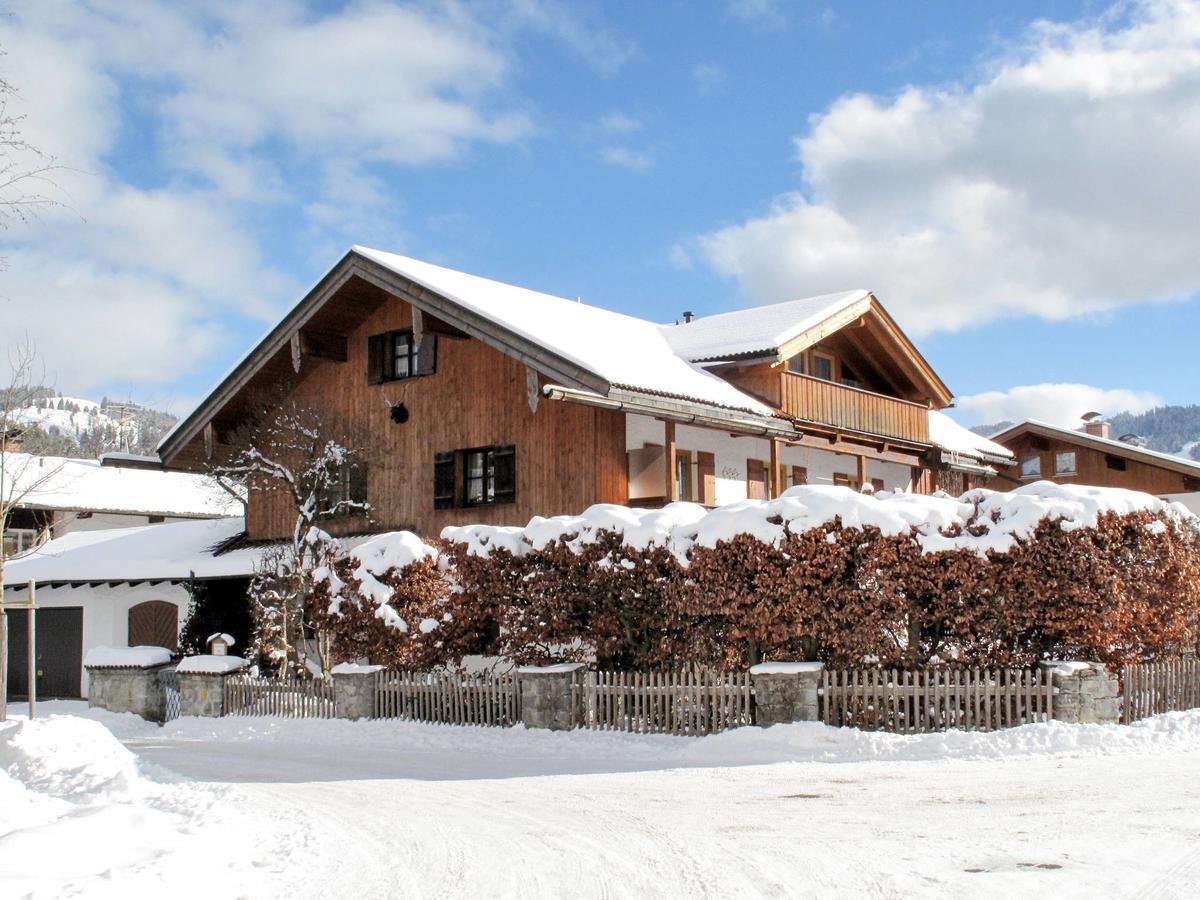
[4,703,1200,899]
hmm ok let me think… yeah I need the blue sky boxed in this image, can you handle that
[1,0,1197,428]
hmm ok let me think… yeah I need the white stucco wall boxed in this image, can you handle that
[4,580,189,698]
[625,414,914,504]
[1164,493,1200,516]
[50,511,196,537]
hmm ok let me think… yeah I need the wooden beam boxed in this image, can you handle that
[664,420,677,502]
[785,432,923,467]
[770,438,783,499]
[857,453,869,489]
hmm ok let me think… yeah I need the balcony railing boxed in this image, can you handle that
[778,372,929,444]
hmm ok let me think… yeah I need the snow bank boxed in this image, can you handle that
[176,655,249,674]
[0,714,293,898]
[84,645,172,668]
[442,482,1198,562]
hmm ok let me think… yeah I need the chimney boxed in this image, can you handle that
[1081,411,1110,440]
[682,311,694,323]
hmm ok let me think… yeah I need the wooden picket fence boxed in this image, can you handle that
[1121,656,1200,724]
[821,667,1055,732]
[223,673,336,719]
[373,670,522,726]
[573,669,754,735]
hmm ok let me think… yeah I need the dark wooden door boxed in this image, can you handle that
[4,607,84,699]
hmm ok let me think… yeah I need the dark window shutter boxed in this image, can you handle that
[367,334,385,384]
[696,451,716,506]
[493,445,516,504]
[416,334,438,376]
[871,478,885,493]
[349,463,369,508]
[434,452,455,509]
[791,466,808,487]
[746,458,766,500]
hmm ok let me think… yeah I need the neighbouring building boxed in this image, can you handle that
[985,419,1200,515]
[155,247,1011,541]
[2,517,261,698]
[1,450,242,558]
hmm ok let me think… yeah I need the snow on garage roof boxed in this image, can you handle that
[353,247,778,418]
[2,517,259,585]
[658,290,871,362]
[2,452,242,518]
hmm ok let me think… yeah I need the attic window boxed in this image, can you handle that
[368,330,437,383]
[1105,454,1127,471]
[812,353,834,382]
[1054,451,1076,475]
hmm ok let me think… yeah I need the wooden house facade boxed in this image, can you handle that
[157,248,1008,541]
[985,420,1200,514]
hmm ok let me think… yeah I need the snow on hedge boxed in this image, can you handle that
[442,481,1199,563]
[315,529,442,633]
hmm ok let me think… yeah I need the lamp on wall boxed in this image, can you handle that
[390,403,410,424]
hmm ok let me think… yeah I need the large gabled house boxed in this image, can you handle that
[156,247,1008,541]
[985,418,1200,515]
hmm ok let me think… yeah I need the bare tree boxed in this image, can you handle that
[0,73,61,245]
[0,339,64,719]
[210,389,373,675]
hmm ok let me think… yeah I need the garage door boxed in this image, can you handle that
[4,607,84,700]
[128,600,180,650]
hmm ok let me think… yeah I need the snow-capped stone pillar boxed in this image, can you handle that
[84,646,175,723]
[751,662,825,726]
[332,663,383,721]
[177,655,249,717]
[518,663,583,730]
[1039,661,1120,725]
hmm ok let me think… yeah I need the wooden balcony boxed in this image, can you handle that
[778,372,930,444]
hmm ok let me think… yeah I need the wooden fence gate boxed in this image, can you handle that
[1121,656,1200,724]
[574,669,753,735]
[223,674,336,718]
[373,670,522,726]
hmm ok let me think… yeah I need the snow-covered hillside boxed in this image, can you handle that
[7,393,177,457]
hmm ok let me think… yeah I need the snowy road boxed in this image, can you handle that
[5,704,1200,899]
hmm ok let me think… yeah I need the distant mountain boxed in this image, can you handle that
[969,405,1200,461]
[3,389,178,459]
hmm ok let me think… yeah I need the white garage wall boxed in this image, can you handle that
[51,511,196,537]
[4,580,189,698]
[625,414,914,504]
[1164,493,1200,515]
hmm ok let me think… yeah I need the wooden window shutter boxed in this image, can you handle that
[696,451,716,506]
[791,466,807,487]
[367,334,386,384]
[349,463,369,509]
[746,458,766,500]
[433,452,455,509]
[871,478,885,493]
[416,334,438,376]
[493,445,517,504]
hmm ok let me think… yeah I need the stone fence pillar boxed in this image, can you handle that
[1040,661,1120,725]
[518,663,583,730]
[85,648,174,723]
[332,663,383,720]
[750,662,825,726]
[177,655,249,717]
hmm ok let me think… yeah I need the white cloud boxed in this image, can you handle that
[598,145,655,173]
[727,0,787,26]
[0,1,618,397]
[693,0,1200,336]
[952,383,1163,428]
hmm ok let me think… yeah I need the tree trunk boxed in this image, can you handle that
[0,607,7,722]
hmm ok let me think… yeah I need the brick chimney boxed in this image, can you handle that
[1083,419,1111,440]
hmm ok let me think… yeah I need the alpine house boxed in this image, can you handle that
[155,247,1012,541]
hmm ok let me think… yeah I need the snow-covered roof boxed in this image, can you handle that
[929,411,1015,465]
[659,290,870,362]
[1,452,242,518]
[994,420,1200,476]
[354,247,779,418]
[1,517,261,586]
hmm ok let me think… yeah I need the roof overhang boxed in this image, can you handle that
[158,250,615,465]
[544,385,798,437]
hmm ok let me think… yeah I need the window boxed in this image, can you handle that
[840,363,861,389]
[1021,456,1042,478]
[675,450,694,502]
[368,330,437,383]
[812,352,835,382]
[320,463,368,518]
[148,515,164,524]
[1055,451,1077,475]
[786,355,806,375]
[462,445,516,507]
[434,453,455,509]
[2,528,39,558]
[1105,454,1127,471]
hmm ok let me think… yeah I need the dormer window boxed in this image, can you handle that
[812,352,834,382]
